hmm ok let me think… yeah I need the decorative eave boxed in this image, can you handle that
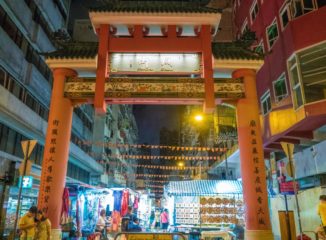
[89,12,221,30]
[43,41,98,72]
[212,41,264,70]
[214,59,264,71]
[45,57,97,72]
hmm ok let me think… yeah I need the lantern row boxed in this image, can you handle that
[80,141,227,153]
[106,154,220,161]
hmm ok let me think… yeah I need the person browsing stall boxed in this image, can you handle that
[18,206,38,240]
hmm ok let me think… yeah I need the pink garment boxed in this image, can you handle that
[160,212,169,223]
[133,196,139,209]
[120,190,129,216]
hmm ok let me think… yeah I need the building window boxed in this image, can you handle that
[0,66,49,121]
[273,73,288,102]
[291,0,317,18]
[288,56,304,108]
[250,1,259,24]
[261,90,272,115]
[280,4,291,29]
[253,40,264,55]
[266,19,279,49]
[288,41,326,106]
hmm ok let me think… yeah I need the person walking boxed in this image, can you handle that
[34,210,51,240]
[18,206,38,240]
[96,209,109,239]
[160,209,169,231]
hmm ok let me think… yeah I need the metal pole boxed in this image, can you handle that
[284,195,292,240]
[225,141,229,180]
[12,141,30,239]
[287,144,303,240]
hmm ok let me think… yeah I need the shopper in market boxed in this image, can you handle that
[123,206,136,222]
[127,217,142,232]
[96,209,110,239]
[34,210,51,240]
[18,206,38,240]
[160,209,169,231]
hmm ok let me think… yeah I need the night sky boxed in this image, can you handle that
[133,105,183,145]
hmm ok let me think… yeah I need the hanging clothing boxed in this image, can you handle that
[121,190,129,216]
[61,187,70,225]
[111,210,121,232]
[113,190,123,212]
[133,196,139,210]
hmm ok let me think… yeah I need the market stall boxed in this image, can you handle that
[164,180,244,238]
[62,184,144,237]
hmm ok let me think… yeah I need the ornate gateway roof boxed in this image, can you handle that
[89,1,221,14]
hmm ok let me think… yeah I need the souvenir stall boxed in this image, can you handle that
[164,180,244,239]
[61,184,113,237]
[136,191,152,229]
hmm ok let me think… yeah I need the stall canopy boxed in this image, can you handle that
[165,180,243,196]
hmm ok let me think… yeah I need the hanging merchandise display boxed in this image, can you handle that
[164,180,244,233]
[121,189,129,216]
[113,190,123,212]
[61,187,70,225]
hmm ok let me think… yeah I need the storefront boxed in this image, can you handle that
[164,180,244,239]
[3,176,39,238]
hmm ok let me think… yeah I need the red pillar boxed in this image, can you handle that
[94,24,109,114]
[38,68,77,239]
[233,69,274,240]
[201,25,215,114]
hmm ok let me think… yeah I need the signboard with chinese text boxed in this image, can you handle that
[110,53,200,74]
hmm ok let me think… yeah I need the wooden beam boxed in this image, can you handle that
[285,131,313,140]
[108,36,202,52]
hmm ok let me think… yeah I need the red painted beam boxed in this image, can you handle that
[264,143,283,151]
[285,131,313,140]
[108,37,202,52]
[275,138,300,145]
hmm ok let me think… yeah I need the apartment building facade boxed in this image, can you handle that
[0,0,104,237]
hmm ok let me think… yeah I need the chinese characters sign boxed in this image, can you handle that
[249,120,266,226]
[110,53,200,73]
[39,119,60,214]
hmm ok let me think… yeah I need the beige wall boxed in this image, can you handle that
[270,187,322,239]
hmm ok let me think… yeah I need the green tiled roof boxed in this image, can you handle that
[89,1,221,14]
[212,42,263,61]
[44,42,98,60]
[44,41,262,61]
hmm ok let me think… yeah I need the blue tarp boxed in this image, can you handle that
[165,180,243,196]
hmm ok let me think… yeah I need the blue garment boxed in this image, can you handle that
[113,190,123,211]
[127,222,142,232]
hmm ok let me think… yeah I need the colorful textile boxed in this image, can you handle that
[113,190,123,211]
[160,212,169,224]
[121,190,129,216]
[61,187,70,224]
[133,196,139,210]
